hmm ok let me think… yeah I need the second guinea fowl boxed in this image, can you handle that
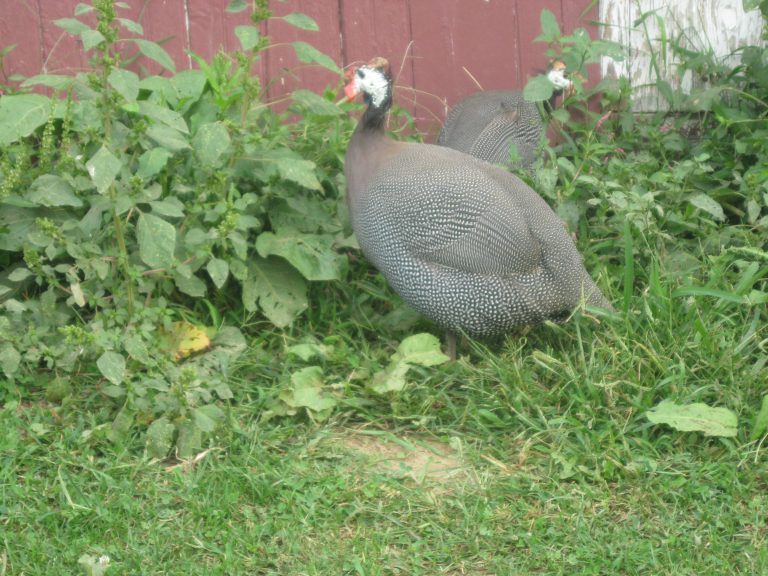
[437,61,572,169]
[344,57,611,340]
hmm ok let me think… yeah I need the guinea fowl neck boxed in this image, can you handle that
[360,92,391,133]
[346,88,399,213]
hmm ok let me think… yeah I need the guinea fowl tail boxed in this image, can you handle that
[583,274,614,312]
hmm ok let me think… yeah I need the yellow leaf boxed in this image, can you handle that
[162,321,212,361]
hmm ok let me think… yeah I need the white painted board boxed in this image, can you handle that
[600,0,765,111]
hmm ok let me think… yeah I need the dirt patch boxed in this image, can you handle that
[337,431,474,488]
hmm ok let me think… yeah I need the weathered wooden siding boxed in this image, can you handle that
[0,0,597,136]
[600,0,765,111]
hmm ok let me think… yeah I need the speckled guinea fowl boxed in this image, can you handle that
[436,61,571,168]
[344,57,611,339]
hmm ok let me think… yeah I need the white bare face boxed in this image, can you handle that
[353,66,390,108]
[547,66,573,91]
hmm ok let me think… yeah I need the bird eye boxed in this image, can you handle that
[356,69,365,79]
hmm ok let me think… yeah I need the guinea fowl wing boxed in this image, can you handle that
[366,144,546,277]
[469,110,540,167]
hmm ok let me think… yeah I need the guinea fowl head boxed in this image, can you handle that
[546,60,572,92]
[344,57,393,117]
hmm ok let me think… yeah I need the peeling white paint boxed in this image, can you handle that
[183,0,192,69]
[600,0,765,111]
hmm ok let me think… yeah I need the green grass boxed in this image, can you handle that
[2,3,768,574]
[3,271,767,574]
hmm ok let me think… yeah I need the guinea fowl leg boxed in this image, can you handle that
[446,331,457,361]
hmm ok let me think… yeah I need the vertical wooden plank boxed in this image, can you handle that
[264,0,342,101]
[409,0,522,138]
[187,0,256,59]
[122,0,189,74]
[37,1,89,76]
[515,0,564,82]
[0,0,44,82]
[186,0,266,82]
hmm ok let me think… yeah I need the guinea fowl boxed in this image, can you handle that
[436,61,572,169]
[344,57,611,349]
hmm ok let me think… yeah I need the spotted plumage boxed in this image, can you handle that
[344,58,611,338]
[437,61,572,169]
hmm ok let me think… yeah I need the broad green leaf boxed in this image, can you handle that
[173,272,207,297]
[138,76,176,104]
[193,404,225,433]
[283,366,337,413]
[286,342,328,361]
[170,70,207,104]
[291,41,340,73]
[283,12,319,31]
[291,89,343,116]
[145,416,175,458]
[0,94,51,146]
[235,25,261,51]
[523,75,555,102]
[256,231,344,281]
[214,326,246,350]
[688,87,723,111]
[689,193,725,221]
[258,148,322,190]
[370,362,411,394]
[0,206,64,251]
[86,145,122,194]
[124,334,152,365]
[97,351,126,386]
[539,9,561,41]
[149,198,185,218]
[81,29,105,51]
[108,68,140,102]
[8,268,33,281]
[269,194,340,234]
[207,257,229,289]
[225,0,249,12]
[117,17,143,35]
[176,420,202,458]
[370,333,449,394]
[131,39,176,73]
[276,157,322,190]
[750,396,768,441]
[54,17,90,35]
[146,124,190,151]
[137,213,176,269]
[0,342,21,378]
[21,74,76,90]
[137,147,172,180]
[70,282,85,306]
[27,175,83,207]
[646,400,738,437]
[244,256,308,327]
[75,3,95,15]
[394,333,450,367]
[193,121,231,167]
[138,101,189,133]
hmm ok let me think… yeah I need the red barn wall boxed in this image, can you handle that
[0,0,597,138]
